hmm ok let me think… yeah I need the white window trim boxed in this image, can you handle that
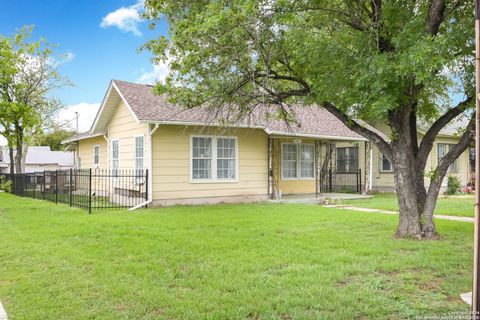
[190,135,239,184]
[438,143,459,173]
[379,153,393,173]
[93,144,100,167]
[281,142,315,180]
[133,134,145,171]
[111,139,119,176]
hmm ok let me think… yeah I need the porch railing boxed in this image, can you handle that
[318,169,362,194]
[0,169,148,213]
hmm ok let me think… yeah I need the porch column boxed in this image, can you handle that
[268,137,273,199]
[364,141,372,195]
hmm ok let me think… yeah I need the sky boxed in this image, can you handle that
[0,0,169,142]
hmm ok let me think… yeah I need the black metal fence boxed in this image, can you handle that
[0,169,148,213]
[319,169,362,193]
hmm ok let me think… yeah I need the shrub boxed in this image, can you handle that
[0,176,12,193]
[446,175,461,195]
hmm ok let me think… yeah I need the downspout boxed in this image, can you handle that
[129,123,159,211]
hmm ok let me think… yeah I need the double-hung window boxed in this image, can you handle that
[191,136,237,181]
[134,136,144,174]
[93,145,100,166]
[336,147,359,173]
[438,143,458,172]
[380,153,392,172]
[111,140,119,177]
[281,143,315,179]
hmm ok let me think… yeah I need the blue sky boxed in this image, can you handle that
[0,0,168,132]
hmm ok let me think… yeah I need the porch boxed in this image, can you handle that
[269,192,372,204]
[267,136,373,199]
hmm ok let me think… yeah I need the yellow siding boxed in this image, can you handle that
[368,130,471,190]
[108,101,149,170]
[77,136,107,169]
[151,126,268,201]
[429,136,471,187]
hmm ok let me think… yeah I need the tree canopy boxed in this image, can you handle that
[143,0,475,239]
[0,26,70,173]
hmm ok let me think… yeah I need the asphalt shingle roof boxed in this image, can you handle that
[112,80,365,140]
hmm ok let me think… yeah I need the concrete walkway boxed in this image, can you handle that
[0,301,8,320]
[322,204,474,223]
[270,193,372,205]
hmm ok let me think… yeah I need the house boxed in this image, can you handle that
[367,118,474,192]
[0,146,75,174]
[62,80,472,207]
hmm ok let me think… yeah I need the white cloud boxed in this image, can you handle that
[100,1,144,36]
[136,59,170,85]
[64,52,75,63]
[57,102,101,132]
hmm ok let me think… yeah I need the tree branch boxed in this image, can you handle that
[427,0,446,35]
[322,101,393,160]
[417,96,473,167]
[435,113,475,175]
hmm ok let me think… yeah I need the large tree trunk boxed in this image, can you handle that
[8,146,14,175]
[14,124,23,174]
[422,178,443,240]
[392,147,423,239]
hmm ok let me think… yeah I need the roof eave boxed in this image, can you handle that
[138,120,367,141]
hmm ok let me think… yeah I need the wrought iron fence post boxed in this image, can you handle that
[145,169,149,207]
[33,173,36,199]
[55,170,58,204]
[69,169,73,207]
[88,168,92,214]
[43,171,46,199]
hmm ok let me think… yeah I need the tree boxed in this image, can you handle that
[32,127,76,151]
[0,26,69,173]
[143,0,475,239]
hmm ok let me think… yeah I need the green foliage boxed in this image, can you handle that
[0,176,12,193]
[32,128,76,151]
[0,26,70,171]
[446,175,461,195]
[424,169,439,182]
[142,0,474,123]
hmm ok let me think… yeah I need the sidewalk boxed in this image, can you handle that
[0,301,8,320]
[322,204,474,223]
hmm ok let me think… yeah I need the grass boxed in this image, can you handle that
[0,193,474,319]
[341,193,475,217]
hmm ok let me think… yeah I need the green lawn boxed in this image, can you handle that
[0,193,474,319]
[342,193,475,217]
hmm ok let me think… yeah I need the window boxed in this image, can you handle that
[191,136,237,181]
[93,145,100,166]
[111,140,119,176]
[281,143,314,179]
[300,144,315,178]
[281,144,297,179]
[336,147,358,173]
[134,136,144,173]
[217,138,236,179]
[380,153,392,172]
[438,143,458,172]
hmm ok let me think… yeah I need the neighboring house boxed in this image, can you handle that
[0,146,75,173]
[62,80,472,207]
[367,119,473,192]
